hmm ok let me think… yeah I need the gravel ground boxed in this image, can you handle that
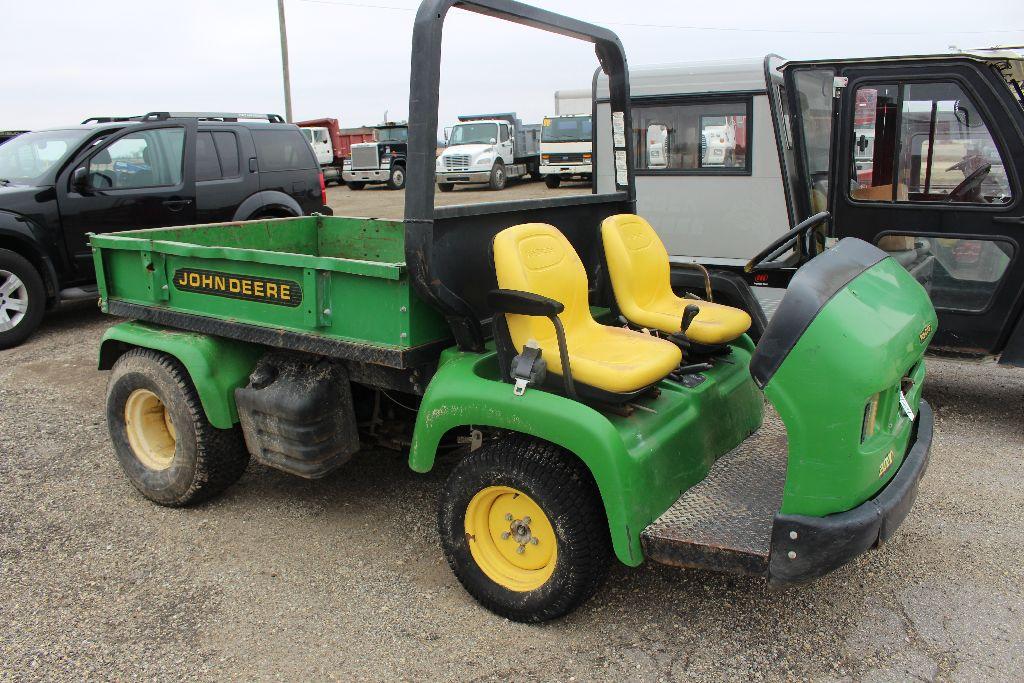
[1,196,1022,680]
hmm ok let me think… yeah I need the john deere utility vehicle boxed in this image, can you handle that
[92,0,936,622]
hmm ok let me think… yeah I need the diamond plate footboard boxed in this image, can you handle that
[640,406,788,576]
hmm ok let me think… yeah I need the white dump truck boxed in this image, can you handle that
[539,113,592,188]
[435,113,540,191]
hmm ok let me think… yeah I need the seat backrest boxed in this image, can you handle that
[493,223,594,350]
[601,214,673,312]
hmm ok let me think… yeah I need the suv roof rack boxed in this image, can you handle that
[140,112,286,123]
[81,116,141,124]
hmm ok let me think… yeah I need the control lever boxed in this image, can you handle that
[680,304,700,335]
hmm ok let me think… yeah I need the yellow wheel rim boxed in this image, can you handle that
[464,486,557,592]
[124,389,177,471]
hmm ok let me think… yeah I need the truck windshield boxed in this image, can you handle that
[449,123,498,145]
[377,127,408,143]
[542,116,592,142]
[0,129,91,185]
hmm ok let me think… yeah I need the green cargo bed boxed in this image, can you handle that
[91,216,452,368]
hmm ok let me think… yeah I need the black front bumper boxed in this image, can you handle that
[767,400,934,583]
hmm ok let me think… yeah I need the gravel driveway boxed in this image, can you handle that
[1,300,1022,682]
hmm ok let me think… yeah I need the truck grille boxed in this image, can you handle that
[444,154,471,171]
[545,152,585,163]
[351,145,379,170]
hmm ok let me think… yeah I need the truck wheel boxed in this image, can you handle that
[438,433,611,622]
[386,165,406,190]
[488,161,507,191]
[544,175,561,189]
[0,249,46,350]
[348,182,366,191]
[106,349,249,507]
[437,182,455,193]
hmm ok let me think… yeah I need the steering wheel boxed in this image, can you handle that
[945,162,991,203]
[745,211,830,273]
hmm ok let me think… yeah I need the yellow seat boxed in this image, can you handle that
[601,214,752,344]
[493,223,682,395]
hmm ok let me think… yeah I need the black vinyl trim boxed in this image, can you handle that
[749,238,888,388]
[106,300,451,369]
[768,401,933,583]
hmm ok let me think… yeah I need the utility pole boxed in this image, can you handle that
[277,0,293,122]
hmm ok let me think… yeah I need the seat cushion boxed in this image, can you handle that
[601,214,752,344]
[494,223,681,394]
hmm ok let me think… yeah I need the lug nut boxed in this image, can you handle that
[501,531,510,540]
[516,545,525,554]
[521,516,531,525]
[504,513,513,521]
[530,538,539,545]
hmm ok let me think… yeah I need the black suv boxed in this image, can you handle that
[0,112,331,348]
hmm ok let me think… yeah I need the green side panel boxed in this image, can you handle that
[409,339,764,566]
[764,258,938,517]
[90,215,450,349]
[99,321,263,429]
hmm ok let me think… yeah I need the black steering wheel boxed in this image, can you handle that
[745,211,831,273]
[945,162,991,203]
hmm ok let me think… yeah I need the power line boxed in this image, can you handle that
[294,0,1024,36]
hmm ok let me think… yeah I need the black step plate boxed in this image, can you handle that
[641,406,788,576]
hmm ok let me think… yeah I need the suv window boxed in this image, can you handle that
[196,131,240,181]
[88,127,185,189]
[252,129,317,172]
[631,99,750,174]
[850,81,1012,204]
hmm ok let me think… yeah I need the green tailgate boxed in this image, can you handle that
[90,216,450,352]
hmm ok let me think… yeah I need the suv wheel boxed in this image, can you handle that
[386,165,406,190]
[0,249,46,350]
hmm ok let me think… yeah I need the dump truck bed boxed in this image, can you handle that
[91,215,452,369]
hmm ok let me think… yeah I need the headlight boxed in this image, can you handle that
[476,156,492,166]
[861,393,880,442]
[436,158,444,170]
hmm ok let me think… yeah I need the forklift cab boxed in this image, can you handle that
[771,51,1024,363]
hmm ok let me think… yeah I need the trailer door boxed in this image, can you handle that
[826,61,1024,355]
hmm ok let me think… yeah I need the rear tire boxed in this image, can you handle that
[488,161,507,191]
[544,175,561,189]
[348,182,366,191]
[437,182,455,193]
[106,349,249,507]
[386,165,406,190]
[0,248,46,350]
[438,433,611,622]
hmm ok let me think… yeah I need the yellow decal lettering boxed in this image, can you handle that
[280,284,290,301]
[879,450,895,478]
[188,272,201,287]
[214,276,226,291]
[176,272,188,286]
[242,280,252,295]
[253,280,264,297]
[229,278,241,293]
[266,282,278,299]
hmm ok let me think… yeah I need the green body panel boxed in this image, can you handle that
[408,337,764,566]
[90,216,450,350]
[99,321,263,429]
[765,258,937,517]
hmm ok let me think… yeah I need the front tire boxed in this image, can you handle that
[386,164,406,190]
[348,181,366,191]
[488,161,507,191]
[438,434,611,622]
[544,175,561,189]
[437,182,455,193]
[0,248,46,350]
[106,349,249,507]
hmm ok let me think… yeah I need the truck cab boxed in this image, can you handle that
[435,113,540,191]
[342,122,408,190]
[539,113,593,188]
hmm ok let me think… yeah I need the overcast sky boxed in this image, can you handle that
[2,0,1022,131]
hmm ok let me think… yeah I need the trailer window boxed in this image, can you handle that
[631,98,750,175]
[850,82,1012,204]
[792,68,835,213]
